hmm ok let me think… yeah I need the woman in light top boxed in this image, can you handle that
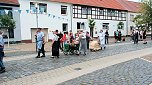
[79,29,87,56]
[51,31,60,58]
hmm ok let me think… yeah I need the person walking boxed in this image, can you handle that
[74,33,80,55]
[114,31,117,43]
[51,30,60,58]
[36,28,45,58]
[86,32,91,49]
[105,30,109,44]
[99,30,106,50]
[143,29,147,44]
[79,29,87,56]
[56,30,63,51]
[133,30,139,44]
[0,31,5,73]
[118,31,122,42]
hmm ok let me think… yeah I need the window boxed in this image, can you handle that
[39,3,47,13]
[62,23,68,31]
[99,9,103,16]
[82,7,87,15]
[61,5,67,15]
[73,5,126,21]
[30,2,36,13]
[30,2,47,14]
[0,7,13,18]
[8,29,14,38]
[77,22,85,30]
[130,14,134,21]
[88,8,92,15]
[103,23,109,29]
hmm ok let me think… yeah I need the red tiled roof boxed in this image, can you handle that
[0,0,140,12]
[50,0,126,10]
[116,0,140,12]
[0,0,19,5]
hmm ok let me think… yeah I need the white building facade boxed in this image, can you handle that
[0,0,140,43]
[0,2,21,42]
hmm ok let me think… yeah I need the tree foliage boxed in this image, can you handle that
[88,19,96,29]
[117,21,124,29]
[134,0,152,30]
[0,14,15,29]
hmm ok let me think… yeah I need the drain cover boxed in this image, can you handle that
[74,68,82,71]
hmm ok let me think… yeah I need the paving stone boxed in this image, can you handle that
[59,59,152,85]
[1,42,152,84]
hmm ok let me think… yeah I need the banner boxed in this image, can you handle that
[0,9,69,21]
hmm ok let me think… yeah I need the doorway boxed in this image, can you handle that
[31,28,48,42]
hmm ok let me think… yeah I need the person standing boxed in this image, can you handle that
[74,33,80,55]
[36,28,45,58]
[99,30,106,50]
[134,30,139,44]
[114,31,117,43]
[79,29,87,56]
[56,30,63,51]
[118,31,122,42]
[116,30,119,42]
[86,32,91,49]
[140,30,143,41]
[143,29,147,44]
[0,31,5,73]
[51,31,60,58]
[105,30,109,44]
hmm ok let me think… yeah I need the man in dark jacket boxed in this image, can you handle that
[105,30,109,44]
[134,30,139,44]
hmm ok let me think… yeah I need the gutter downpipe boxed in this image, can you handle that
[126,11,129,37]
[70,4,73,32]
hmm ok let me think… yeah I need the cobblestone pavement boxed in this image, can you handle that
[1,41,152,84]
[59,59,152,85]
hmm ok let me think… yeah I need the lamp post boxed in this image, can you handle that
[35,3,38,52]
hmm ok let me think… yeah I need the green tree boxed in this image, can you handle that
[88,19,96,37]
[117,22,124,29]
[139,0,152,29]
[133,15,145,30]
[0,14,16,47]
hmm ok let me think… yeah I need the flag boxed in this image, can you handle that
[53,15,55,18]
[26,10,30,13]
[48,14,51,17]
[18,10,22,14]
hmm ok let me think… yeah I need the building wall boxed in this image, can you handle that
[72,18,127,37]
[18,0,72,42]
[127,12,139,35]
[0,5,21,42]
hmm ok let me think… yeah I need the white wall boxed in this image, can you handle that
[18,0,72,41]
[72,18,127,37]
[0,5,21,42]
[127,12,139,35]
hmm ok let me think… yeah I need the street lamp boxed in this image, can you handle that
[35,3,38,52]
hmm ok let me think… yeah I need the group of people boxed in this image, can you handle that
[35,28,92,59]
[114,30,122,43]
[131,29,147,44]
[0,28,148,74]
